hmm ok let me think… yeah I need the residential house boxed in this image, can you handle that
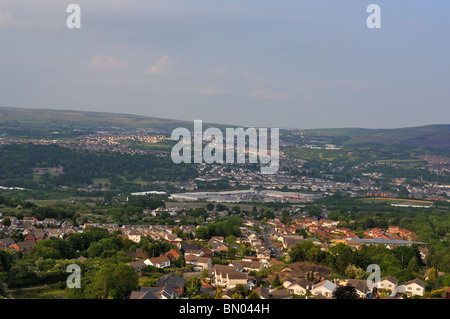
[9,241,35,253]
[128,260,147,272]
[397,279,426,297]
[283,278,313,295]
[165,248,183,262]
[24,229,47,243]
[45,228,63,238]
[156,274,186,297]
[200,246,214,258]
[210,265,248,288]
[23,217,38,225]
[130,286,175,299]
[311,280,337,298]
[127,231,142,243]
[0,237,15,249]
[179,242,203,252]
[209,241,229,253]
[377,275,398,292]
[185,255,212,271]
[282,236,304,250]
[144,255,171,268]
[41,218,60,227]
[184,248,202,257]
[165,233,182,244]
[319,219,338,228]
[346,279,370,298]
[251,287,291,299]
[76,256,87,263]
[231,260,264,273]
[255,246,271,259]
[126,248,146,259]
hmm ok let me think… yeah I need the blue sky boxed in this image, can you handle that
[0,0,449,129]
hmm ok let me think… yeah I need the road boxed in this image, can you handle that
[262,225,283,259]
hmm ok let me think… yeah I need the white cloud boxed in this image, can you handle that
[200,86,231,96]
[85,54,128,71]
[0,10,34,28]
[147,55,174,74]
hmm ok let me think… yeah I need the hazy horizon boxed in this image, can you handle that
[1,1,449,129]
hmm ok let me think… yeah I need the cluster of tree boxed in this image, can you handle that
[66,260,139,299]
[288,241,442,284]
[0,144,198,190]
[195,216,242,240]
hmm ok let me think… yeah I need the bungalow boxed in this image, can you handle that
[144,255,171,268]
[311,280,337,298]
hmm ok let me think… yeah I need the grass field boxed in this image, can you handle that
[357,197,433,207]
[12,284,67,299]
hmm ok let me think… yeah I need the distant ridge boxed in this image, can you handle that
[0,106,449,149]
[302,125,450,150]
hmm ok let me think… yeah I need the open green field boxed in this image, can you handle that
[11,284,67,299]
[357,197,434,206]
[165,201,265,211]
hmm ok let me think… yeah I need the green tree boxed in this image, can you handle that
[272,274,282,288]
[186,277,202,298]
[2,218,11,227]
[333,284,359,299]
[195,226,209,240]
[247,290,261,299]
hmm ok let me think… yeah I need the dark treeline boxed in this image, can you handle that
[0,144,198,189]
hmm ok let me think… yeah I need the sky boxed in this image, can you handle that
[0,0,449,129]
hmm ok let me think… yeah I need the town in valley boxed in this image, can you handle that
[0,108,449,300]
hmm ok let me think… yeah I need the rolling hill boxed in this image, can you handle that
[0,106,449,150]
